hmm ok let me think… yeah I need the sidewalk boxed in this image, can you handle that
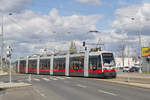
[0,72,8,76]
[0,82,32,89]
[116,72,150,84]
[99,79,150,89]
[96,72,150,89]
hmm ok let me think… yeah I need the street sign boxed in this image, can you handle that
[142,47,150,57]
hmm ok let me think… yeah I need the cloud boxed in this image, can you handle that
[110,3,150,55]
[1,8,102,58]
[0,0,32,12]
[76,0,101,5]
[112,3,150,36]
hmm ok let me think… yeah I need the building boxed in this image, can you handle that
[115,57,136,68]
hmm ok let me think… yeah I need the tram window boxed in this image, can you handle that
[89,55,102,70]
[28,60,37,69]
[102,53,115,66]
[20,60,26,68]
[53,58,65,69]
[40,59,50,69]
[70,56,84,70]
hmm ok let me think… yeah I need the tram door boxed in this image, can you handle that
[88,55,102,77]
[28,59,37,74]
[53,58,66,76]
[39,59,50,74]
[69,56,84,76]
[20,60,26,73]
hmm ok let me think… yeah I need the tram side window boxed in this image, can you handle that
[20,60,26,69]
[54,58,65,69]
[89,56,102,70]
[40,59,50,69]
[29,60,37,69]
[70,56,84,70]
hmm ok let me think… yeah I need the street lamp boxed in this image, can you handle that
[0,13,13,69]
[0,15,4,69]
[128,17,143,73]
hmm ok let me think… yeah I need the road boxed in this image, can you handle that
[0,74,150,100]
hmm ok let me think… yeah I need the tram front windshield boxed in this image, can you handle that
[102,53,115,66]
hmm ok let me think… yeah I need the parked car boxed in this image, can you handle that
[123,66,130,72]
[129,66,140,72]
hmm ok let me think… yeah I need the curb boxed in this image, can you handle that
[97,79,150,89]
[0,82,32,89]
[117,76,150,80]
[0,73,8,76]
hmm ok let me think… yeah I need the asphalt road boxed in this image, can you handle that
[0,74,150,100]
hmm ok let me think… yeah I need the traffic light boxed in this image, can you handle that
[83,41,85,46]
[6,45,12,58]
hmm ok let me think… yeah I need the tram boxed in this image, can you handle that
[16,50,116,78]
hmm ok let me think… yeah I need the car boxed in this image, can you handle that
[123,66,130,72]
[129,66,140,72]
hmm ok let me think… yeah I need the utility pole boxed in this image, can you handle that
[121,39,125,67]
[7,44,12,83]
[128,45,130,66]
[0,15,4,69]
[138,22,143,73]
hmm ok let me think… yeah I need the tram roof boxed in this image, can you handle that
[17,51,114,60]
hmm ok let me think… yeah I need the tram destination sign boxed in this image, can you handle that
[102,53,113,56]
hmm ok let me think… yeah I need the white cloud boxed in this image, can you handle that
[111,3,150,55]
[76,0,101,5]
[1,8,102,58]
[0,0,32,12]
[112,3,150,36]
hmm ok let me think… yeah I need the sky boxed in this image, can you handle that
[0,0,150,59]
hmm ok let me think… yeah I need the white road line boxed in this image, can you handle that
[33,87,47,98]
[76,84,87,88]
[42,78,50,82]
[98,89,117,96]
[66,77,71,79]
[34,78,40,81]
[56,77,65,80]
[51,78,58,80]
[50,78,58,80]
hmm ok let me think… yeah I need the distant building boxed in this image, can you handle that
[115,57,136,68]
[69,41,77,54]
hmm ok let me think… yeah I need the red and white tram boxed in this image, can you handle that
[16,51,116,78]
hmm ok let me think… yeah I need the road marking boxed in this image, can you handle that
[50,77,58,80]
[76,84,87,88]
[98,89,117,96]
[56,77,65,80]
[66,77,71,79]
[51,78,58,80]
[33,87,47,98]
[42,78,50,82]
[34,78,40,81]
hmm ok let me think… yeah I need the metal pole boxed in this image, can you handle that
[1,15,4,69]
[138,24,142,73]
[147,63,149,74]
[9,57,12,83]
